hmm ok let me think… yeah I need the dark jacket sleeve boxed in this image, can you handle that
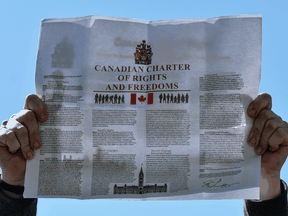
[0,186,37,216]
[243,179,287,216]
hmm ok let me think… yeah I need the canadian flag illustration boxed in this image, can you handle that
[130,93,153,105]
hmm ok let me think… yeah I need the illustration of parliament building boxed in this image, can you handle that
[113,167,167,194]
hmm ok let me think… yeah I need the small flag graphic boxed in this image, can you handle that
[130,93,153,105]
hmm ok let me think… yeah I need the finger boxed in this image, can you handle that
[247,93,272,118]
[9,114,17,119]
[16,110,41,150]
[269,127,288,152]
[1,120,8,126]
[0,127,21,153]
[247,109,276,151]
[6,118,34,160]
[258,118,283,153]
[24,94,48,123]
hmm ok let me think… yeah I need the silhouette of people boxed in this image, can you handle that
[167,93,170,104]
[158,93,189,104]
[98,94,102,104]
[94,93,125,105]
[181,94,185,103]
[174,96,177,103]
[105,94,109,103]
[94,93,98,104]
[159,93,163,103]
[109,95,114,103]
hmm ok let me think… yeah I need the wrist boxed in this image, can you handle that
[0,174,24,198]
[260,171,281,200]
[1,171,24,187]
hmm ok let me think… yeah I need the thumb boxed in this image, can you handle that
[24,94,48,123]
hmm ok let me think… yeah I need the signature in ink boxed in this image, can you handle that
[202,178,239,188]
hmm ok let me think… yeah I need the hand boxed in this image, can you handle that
[247,93,288,200]
[0,94,47,186]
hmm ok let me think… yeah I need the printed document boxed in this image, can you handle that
[24,15,262,199]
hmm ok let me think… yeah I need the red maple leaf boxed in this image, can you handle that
[138,95,146,103]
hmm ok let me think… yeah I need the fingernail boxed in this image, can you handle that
[27,151,33,159]
[34,141,39,148]
[249,137,256,145]
[249,109,256,116]
[256,147,262,153]
[40,113,47,120]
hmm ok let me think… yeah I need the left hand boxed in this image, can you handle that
[0,94,47,186]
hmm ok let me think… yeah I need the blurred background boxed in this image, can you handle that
[0,0,287,215]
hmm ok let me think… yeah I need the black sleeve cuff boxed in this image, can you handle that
[0,175,37,216]
[243,179,287,216]
[0,179,24,195]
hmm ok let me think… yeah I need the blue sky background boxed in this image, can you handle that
[0,0,287,215]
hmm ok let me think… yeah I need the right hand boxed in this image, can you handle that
[247,93,288,200]
[0,94,48,186]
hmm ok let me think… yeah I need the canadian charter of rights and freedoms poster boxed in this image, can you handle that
[24,15,262,200]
